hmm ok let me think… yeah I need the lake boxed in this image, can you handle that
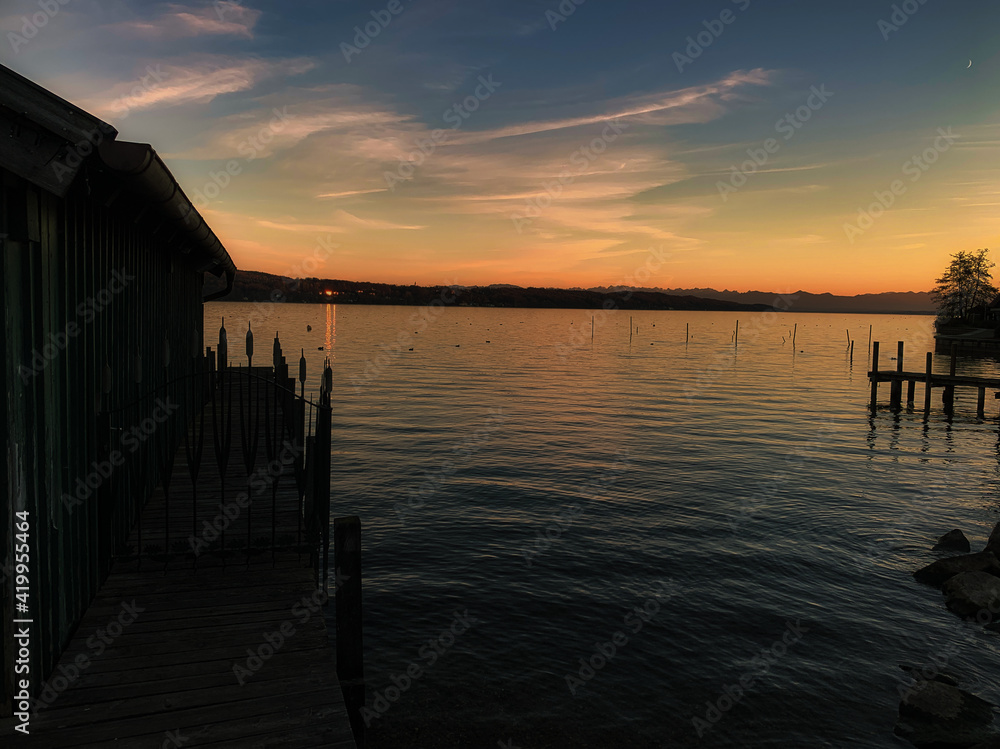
[206,301,1000,748]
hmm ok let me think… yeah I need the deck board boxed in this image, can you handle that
[1,371,356,747]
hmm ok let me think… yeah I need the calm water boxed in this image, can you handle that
[208,302,1000,748]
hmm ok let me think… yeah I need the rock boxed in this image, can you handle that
[935,529,972,553]
[914,552,1000,587]
[942,571,1000,620]
[900,664,959,686]
[895,680,998,747]
[987,522,1000,557]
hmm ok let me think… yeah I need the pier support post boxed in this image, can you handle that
[943,344,957,413]
[889,341,903,409]
[906,380,915,407]
[978,387,986,418]
[335,516,366,746]
[924,352,933,416]
[870,341,880,409]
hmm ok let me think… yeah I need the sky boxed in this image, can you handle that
[2,0,998,294]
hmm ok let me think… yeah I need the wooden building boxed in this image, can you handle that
[1,62,236,716]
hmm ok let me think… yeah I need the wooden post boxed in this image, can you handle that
[870,341,880,409]
[924,352,933,415]
[630,316,632,343]
[849,340,854,365]
[890,341,903,409]
[334,515,366,744]
[978,387,986,418]
[944,343,957,412]
[591,316,594,342]
[686,323,689,343]
[735,320,739,347]
[793,323,797,347]
[868,324,872,353]
[907,380,916,406]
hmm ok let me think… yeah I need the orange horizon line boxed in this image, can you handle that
[237,268,934,297]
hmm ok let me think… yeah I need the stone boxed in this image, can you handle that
[895,680,998,747]
[914,552,1000,587]
[987,522,1000,557]
[934,529,972,553]
[942,571,1000,620]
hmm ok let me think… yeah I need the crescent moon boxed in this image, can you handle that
[968,59,973,68]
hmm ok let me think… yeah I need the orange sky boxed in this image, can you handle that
[5,1,998,295]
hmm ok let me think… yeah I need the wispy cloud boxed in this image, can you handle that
[87,57,315,116]
[112,2,262,40]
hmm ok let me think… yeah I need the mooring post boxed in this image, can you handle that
[924,352,933,416]
[889,341,903,409]
[906,380,916,407]
[944,343,957,412]
[735,320,739,347]
[334,515,365,745]
[978,387,986,418]
[686,323,689,343]
[849,340,854,365]
[870,341,880,409]
[793,323,797,347]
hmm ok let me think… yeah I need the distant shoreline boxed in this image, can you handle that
[204,270,936,315]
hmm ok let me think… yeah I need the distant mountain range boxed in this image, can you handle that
[592,287,936,314]
[207,271,935,314]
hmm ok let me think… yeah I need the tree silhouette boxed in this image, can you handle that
[932,249,997,322]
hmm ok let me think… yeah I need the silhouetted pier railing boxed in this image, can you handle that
[869,340,1000,417]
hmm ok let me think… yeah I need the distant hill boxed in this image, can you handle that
[592,287,936,314]
[205,271,771,312]
[206,271,935,313]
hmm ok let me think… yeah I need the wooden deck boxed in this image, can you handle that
[2,367,356,747]
[869,340,1000,416]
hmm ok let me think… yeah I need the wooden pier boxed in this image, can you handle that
[869,340,1000,417]
[2,333,361,747]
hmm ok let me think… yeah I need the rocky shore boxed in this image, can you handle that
[897,525,1000,748]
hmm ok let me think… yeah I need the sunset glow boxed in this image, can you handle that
[5,1,997,294]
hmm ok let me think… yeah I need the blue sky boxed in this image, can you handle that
[3,0,998,292]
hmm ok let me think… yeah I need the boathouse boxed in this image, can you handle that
[1,62,236,716]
